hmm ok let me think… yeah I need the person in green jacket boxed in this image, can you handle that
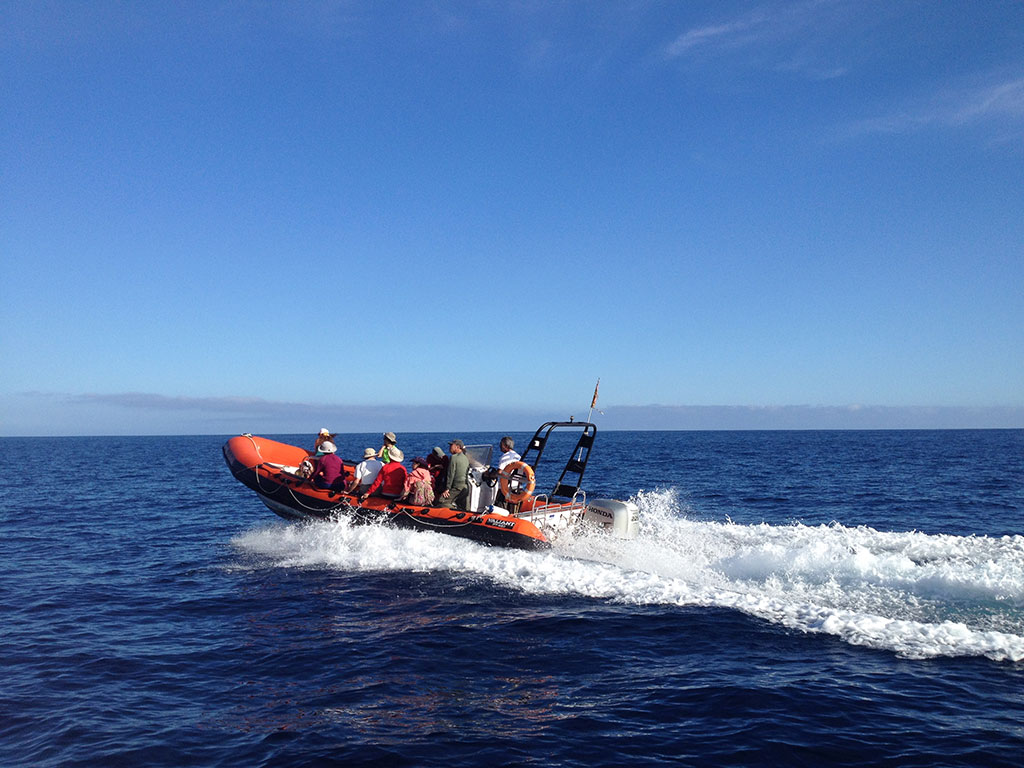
[438,439,470,510]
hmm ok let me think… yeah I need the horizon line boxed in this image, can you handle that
[3,425,1024,439]
[2,393,1022,436]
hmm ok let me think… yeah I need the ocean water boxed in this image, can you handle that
[2,429,1023,767]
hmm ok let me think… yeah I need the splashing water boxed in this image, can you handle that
[233,489,1024,662]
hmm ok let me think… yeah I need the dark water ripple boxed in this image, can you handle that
[1,430,1023,766]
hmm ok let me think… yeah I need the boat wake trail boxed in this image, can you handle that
[232,489,1024,662]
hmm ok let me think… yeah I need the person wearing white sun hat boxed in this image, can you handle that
[311,440,343,491]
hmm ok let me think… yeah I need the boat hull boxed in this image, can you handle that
[222,435,552,550]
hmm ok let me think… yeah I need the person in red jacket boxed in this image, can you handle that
[360,448,408,502]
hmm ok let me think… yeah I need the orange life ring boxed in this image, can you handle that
[500,461,536,504]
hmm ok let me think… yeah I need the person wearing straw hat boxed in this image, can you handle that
[347,447,383,495]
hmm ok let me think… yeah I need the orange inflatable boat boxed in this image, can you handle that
[222,421,639,550]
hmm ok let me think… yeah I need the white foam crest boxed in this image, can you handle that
[232,494,1024,662]
[563,489,1024,662]
[231,518,623,590]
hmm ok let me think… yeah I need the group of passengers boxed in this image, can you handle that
[304,430,521,512]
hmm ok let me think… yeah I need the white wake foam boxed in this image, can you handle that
[231,490,1024,662]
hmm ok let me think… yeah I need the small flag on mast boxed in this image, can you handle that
[586,379,603,421]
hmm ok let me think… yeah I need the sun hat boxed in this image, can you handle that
[389,447,405,463]
[363,448,377,459]
[413,456,428,468]
[319,428,331,436]
[383,432,397,443]
[318,441,337,454]
[432,447,445,458]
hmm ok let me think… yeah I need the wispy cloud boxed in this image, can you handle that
[844,76,1024,138]
[659,0,868,85]
[670,4,1024,141]
[663,0,851,77]
[947,77,1024,124]
[664,10,774,59]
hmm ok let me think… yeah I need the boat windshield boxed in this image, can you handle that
[464,444,493,469]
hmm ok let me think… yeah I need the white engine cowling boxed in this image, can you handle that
[583,498,639,539]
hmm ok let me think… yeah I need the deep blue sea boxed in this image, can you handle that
[2,429,1023,767]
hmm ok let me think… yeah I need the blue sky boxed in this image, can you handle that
[2,1,1022,435]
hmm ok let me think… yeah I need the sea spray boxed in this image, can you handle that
[233,491,1024,662]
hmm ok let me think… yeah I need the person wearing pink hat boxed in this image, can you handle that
[400,456,435,506]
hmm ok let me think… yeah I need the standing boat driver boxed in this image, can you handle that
[496,436,520,469]
[438,439,470,510]
[487,436,522,506]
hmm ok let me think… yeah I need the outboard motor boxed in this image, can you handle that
[583,499,639,539]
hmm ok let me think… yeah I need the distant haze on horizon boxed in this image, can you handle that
[1,392,1021,436]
